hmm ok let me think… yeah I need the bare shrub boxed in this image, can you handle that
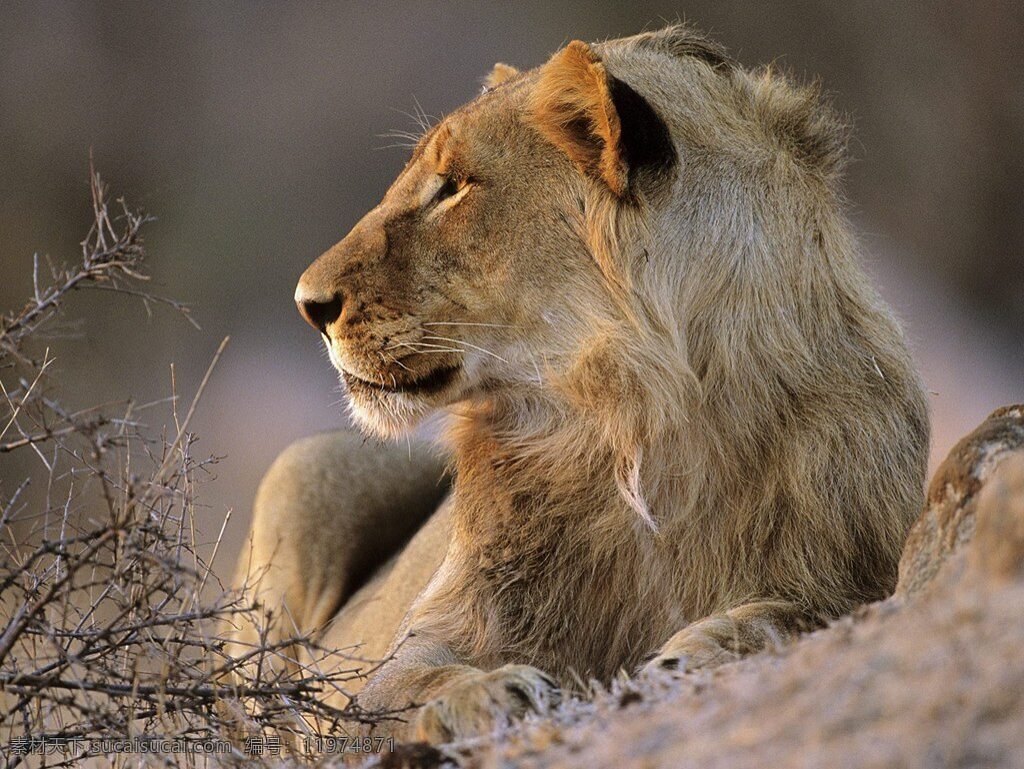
[0,168,387,767]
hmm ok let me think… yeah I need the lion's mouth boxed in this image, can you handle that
[341,364,461,397]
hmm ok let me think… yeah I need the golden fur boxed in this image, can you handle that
[232,25,929,743]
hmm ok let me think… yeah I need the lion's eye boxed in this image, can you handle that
[426,174,473,215]
[434,176,461,203]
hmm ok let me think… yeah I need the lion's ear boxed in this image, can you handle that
[485,62,520,89]
[528,40,675,198]
[528,41,627,196]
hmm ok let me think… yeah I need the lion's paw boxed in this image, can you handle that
[414,664,559,744]
[641,622,740,676]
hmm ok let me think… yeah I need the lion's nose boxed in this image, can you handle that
[294,284,343,334]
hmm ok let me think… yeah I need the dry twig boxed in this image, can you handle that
[0,168,394,768]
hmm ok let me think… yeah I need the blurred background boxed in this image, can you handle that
[1,1,1021,578]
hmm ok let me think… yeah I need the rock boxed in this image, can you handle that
[971,453,1024,582]
[897,404,1024,597]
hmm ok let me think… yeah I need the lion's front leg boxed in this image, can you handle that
[356,636,559,744]
[643,600,820,674]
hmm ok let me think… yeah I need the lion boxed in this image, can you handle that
[228,25,930,744]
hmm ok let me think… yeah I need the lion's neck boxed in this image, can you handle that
[445,395,673,538]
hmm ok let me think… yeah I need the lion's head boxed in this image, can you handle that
[295,28,727,435]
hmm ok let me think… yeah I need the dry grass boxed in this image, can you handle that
[0,168,389,767]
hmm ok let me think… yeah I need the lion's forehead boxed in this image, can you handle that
[397,84,537,186]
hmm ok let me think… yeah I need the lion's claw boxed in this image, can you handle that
[414,664,560,743]
[640,627,739,677]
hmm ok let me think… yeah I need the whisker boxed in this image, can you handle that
[375,143,420,152]
[379,350,412,373]
[375,130,423,152]
[387,342,464,355]
[388,101,439,136]
[412,96,439,133]
[386,341,464,354]
[423,321,518,329]
[423,335,509,364]
[406,341,460,350]
[379,129,423,142]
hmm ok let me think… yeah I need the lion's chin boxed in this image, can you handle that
[344,390,431,438]
[339,365,463,439]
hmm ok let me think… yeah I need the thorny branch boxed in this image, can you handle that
[0,168,397,768]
